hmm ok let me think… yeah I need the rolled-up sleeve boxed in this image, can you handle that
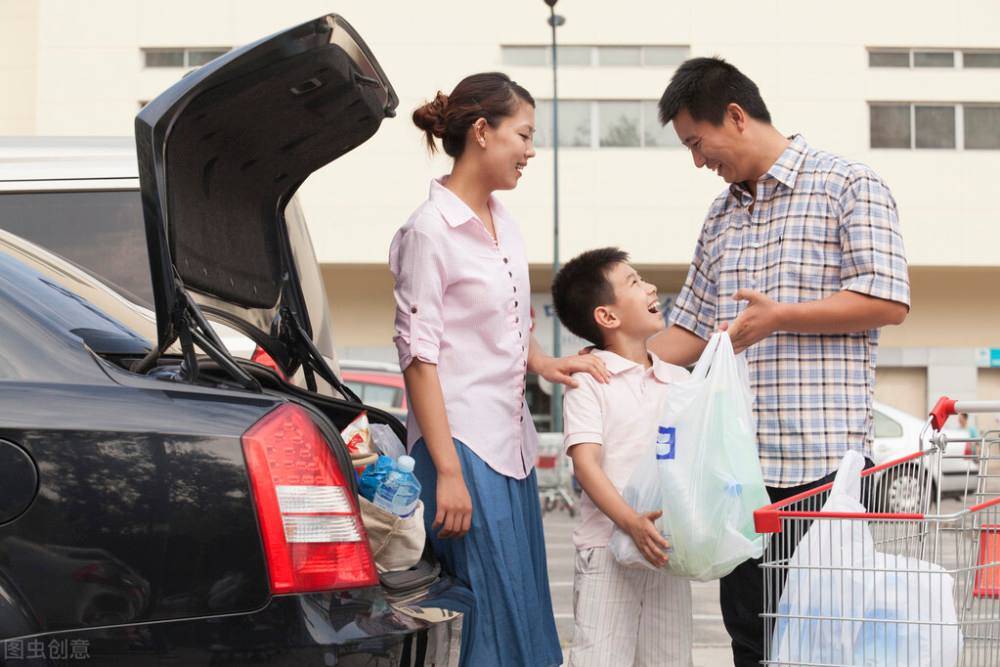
[838,170,911,308]
[389,227,447,369]
[563,374,605,453]
[668,231,717,340]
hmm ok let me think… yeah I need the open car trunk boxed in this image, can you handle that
[134,14,396,391]
[134,15,437,591]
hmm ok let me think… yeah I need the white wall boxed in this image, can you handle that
[0,0,39,134]
[6,0,998,270]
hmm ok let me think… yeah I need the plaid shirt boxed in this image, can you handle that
[669,135,910,487]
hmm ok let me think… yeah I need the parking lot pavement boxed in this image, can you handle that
[543,509,734,666]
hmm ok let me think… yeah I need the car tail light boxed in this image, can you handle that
[242,403,377,593]
[251,346,287,381]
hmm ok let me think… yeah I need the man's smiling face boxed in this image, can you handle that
[672,106,755,184]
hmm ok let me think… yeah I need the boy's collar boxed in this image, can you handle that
[590,348,683,383]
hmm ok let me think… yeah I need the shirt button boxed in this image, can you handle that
[518,332,522,338]
[751,242,760,249]
[515,316,520,323]
[513,285,517,293]
[514,300,518,307]
[410,305,418,314]
[503,257,509,264]
[508,271,513,278]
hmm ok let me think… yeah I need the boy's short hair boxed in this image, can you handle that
[551,247,629,348]
[658,56,771,126]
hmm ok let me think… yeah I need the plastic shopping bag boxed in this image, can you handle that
[772,450,962,667]
[609,331,769,580]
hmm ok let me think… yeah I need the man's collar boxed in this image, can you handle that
[766,134,808,189]
[728,134,809,198]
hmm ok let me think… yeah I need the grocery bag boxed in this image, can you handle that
[772,450,963,667]
[609,331,769,580]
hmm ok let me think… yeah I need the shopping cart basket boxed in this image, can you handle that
[536,432,576,517]
[753,397,1000,667]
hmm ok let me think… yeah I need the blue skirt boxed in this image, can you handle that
[411,438,562,667]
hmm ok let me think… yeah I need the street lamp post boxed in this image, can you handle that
[545,0,565,433]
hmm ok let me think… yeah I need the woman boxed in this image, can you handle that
[389,72,608,666]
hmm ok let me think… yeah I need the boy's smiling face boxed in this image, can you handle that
[598,262,665,340]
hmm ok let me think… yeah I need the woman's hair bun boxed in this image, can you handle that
[412,92,449,151]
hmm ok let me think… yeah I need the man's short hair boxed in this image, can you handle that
[551,247,629,349]
[658,56,771,126]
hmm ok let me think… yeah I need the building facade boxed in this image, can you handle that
[2,0,1000,423]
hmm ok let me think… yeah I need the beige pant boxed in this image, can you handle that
[569,547,693,667]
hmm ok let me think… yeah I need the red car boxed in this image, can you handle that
[340,360,408,420]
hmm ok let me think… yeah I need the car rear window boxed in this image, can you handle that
[0,250,150,358]
[0,190,153,307]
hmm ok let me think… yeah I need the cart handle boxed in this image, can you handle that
[929,396,1000,430]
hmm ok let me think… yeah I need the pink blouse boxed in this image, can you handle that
[389,178,537,479]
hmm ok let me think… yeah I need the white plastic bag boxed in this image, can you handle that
[773,451,963,667]
[610,332,769,580]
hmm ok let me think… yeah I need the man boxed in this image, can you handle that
[647,57,910,666]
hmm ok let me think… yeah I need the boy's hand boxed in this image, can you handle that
[625,510,670,568]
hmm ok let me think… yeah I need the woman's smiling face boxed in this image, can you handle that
[480,99,536,191]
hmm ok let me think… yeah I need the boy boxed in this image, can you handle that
[551,247,693,667]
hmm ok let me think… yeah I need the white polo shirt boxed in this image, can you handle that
[562,349,690,550]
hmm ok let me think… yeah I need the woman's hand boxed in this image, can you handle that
[434,470,473,538]
[536,354,610,387]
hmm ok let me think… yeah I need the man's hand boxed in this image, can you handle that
[624,510,670,568]
[727,289,785,353]
[538,354,610,387]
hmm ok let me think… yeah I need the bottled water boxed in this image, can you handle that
[373,455,421,518]
[359,455,395,502]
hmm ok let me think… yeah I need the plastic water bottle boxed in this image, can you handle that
[373,455,421,517]
[359,455,395,502]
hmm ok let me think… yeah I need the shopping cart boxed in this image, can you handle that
[536,432,577,517]
[754,396,1000,666]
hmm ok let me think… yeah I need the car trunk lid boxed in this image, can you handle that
[134,14,397,385]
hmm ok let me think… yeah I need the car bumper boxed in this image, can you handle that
[3,576,471,666]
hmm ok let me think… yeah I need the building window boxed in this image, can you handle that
[502,45,548,66]
[869,50,909,68]
[870,104,911,148]
[598,101,641,146]
[501,45,688,68]
[597,46,641,66]
[870,103,1000,150]
[914,105,956,148]
[143,47,229,68]
[534,100,679,149]
[965,105,1000,149]
[869,47,1000,69]
[964,50,1000,68]
[913,50,955,68]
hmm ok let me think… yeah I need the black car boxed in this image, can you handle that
[0,15,470,666]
